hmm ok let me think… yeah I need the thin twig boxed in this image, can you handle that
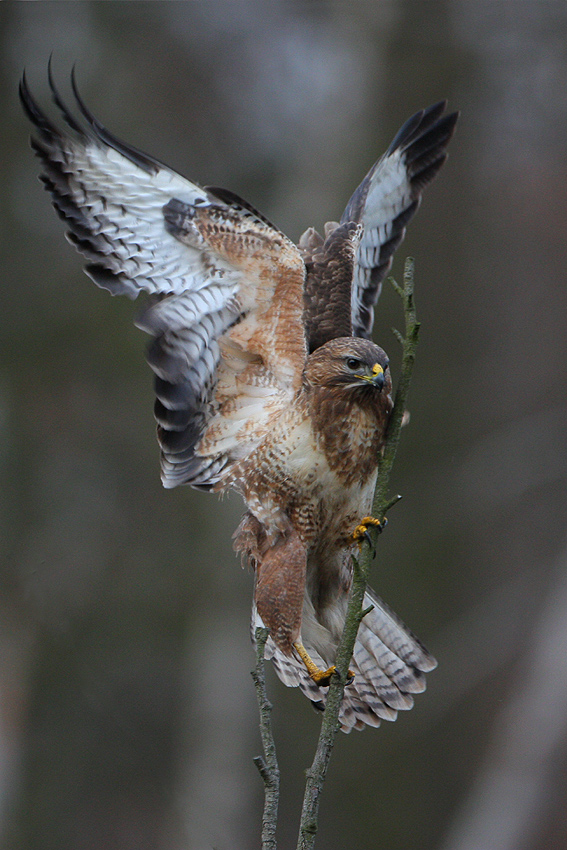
[296,257,421,850]
[252,626,280,850]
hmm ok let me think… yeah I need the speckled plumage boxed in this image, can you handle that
[21,68,457,730]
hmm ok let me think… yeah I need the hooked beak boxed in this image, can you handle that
[360,363,385,391]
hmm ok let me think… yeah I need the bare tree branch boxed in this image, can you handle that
[252,626,280,850]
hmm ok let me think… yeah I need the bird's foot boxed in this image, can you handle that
[352,515,387,549]
[293,641,354,686]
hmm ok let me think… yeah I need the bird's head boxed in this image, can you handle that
[303,337,392,398]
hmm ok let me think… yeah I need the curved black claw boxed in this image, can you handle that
[353,516,388,556]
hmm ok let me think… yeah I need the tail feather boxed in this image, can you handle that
[251,589,435,732]
[351,638,415,711]
[340,694,385,732]
[361,587,437,672]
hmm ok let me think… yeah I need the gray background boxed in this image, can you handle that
[2,3,567,849]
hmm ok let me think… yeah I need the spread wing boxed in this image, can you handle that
[20,69,307,489]
[301,101,458,349]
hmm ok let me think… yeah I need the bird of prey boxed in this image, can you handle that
[21,68,458,731]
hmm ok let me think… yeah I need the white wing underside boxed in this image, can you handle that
[21,74,306,489]
[77,149,303,486]
[350,147,419,321]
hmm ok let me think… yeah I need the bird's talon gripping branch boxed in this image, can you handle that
[352,516,387,548]
[294,642,354,687]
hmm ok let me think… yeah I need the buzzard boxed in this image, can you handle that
[21,68,458,731]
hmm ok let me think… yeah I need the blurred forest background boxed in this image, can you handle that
[2,3,567,849]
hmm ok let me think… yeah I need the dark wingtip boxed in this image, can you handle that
[69,66,161,175]
[19,69,36,122]
[387,99,459,156]
[18,69,30,116]
[69,64,98,130]
[422,99,449,123]
[387,108,425,155]
[48,57,85,135]
[19,68,60,142]
[443,109,460,140]
[405,109,459,186]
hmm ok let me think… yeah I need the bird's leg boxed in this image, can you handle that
[253,525,355,687]
[254,528,306,652]
[293,642,336,686]
[293,641,354,687]
[352,515,387,550]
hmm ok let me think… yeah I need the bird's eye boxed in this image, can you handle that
[346,357,362,371]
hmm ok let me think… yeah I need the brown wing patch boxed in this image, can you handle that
[301,220,362,352]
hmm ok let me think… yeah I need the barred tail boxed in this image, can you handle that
[252,587,436,732]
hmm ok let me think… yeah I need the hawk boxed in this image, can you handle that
[21,68,458,731]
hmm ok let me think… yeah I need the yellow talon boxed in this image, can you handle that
[352,515,385,548]
[293,642,354,686]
